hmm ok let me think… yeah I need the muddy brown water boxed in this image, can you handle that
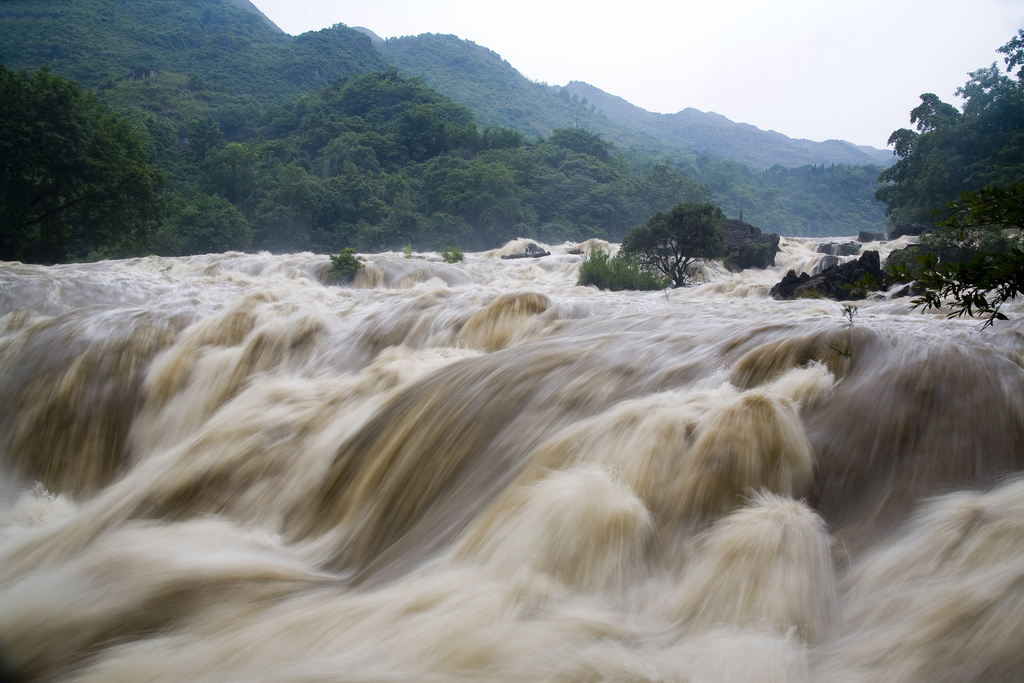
[1,237,1022,683]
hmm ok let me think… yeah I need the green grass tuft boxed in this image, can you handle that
[577,248,669,291]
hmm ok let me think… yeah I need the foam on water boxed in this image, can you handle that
[1,239,1022,682]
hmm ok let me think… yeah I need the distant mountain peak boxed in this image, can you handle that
[562,81,892,168]
[229,0,284,34]
[352,26,385,44]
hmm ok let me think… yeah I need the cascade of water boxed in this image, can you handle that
[1,239,1022,683]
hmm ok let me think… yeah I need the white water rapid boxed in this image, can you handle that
[2,236,1023,683]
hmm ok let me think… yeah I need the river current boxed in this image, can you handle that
[1,236,1023,683]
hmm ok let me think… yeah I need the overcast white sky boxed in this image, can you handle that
[252,0,1022,150]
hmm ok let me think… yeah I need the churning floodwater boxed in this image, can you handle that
[1,236,1023,683]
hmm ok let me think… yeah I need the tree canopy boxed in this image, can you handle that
[892,183,1024,327]
[882,31,1024,328]
[0,64,165,262]
[620,202,727,287]
[876,30,1024,225]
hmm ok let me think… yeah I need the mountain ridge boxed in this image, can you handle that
[560,80,893,168]
[0,0,384,102]
[0,0,890,242]
[227,0,284,34]
[371,30,891,169]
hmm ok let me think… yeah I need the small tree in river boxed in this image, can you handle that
[329,248,363,284]
[620,202,727,287]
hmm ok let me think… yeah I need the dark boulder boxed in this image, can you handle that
[770,270,814,300]
[884,244,939,298]
[721,219,781,270]
[884,244,934,279]
[890,222,930,239]
[771,250,884,300]
[813,254,840,274]
[858,230,887,243]
[816,242,861,256]
[501,243,551,259]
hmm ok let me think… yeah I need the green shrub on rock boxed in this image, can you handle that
[329,248,363,283]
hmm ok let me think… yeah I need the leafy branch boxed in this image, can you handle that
[888,183,1024,328]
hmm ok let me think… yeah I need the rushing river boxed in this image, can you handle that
[1,236,1023,683]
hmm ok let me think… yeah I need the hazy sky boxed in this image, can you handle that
[252,0,1022,150]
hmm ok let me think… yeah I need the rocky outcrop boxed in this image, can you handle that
[813,254,840,274]
[816,241,861,256]
[858,230,887,243]
[721,219,780,270]
[771,251,883,300]
[890,222,930,239]
[883,244,938,298]
[884,245,933,277]
[500,243,551,259]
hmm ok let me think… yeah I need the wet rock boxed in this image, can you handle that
[884,245,939,298]
[816,242,861,257]
[721,219,781,270]
[771,250,884,301]
[884,245,934,279]
[770,270,813,300]
[890,222,930,239]
[813,254,840,274]
[501,243,551,259]
[858,230,887,243]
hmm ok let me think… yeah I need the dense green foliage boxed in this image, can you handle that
[880,32,1024,327]
[0,0,384,102]
[891,183,1024,327]
[621,202,727,287]
[0,0,385,166]
[328,247,362,282]
[576,248,668,290]
[0,64,164,262]
[378,35,607,142]
[155,194,251,256]
[380,33,888,237]
[691,157,886,236]
[876,31,1024,225]
[228,71,721,252]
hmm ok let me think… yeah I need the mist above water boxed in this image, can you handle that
[2,237,1023,683]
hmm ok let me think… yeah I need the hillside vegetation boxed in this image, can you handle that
[876,31,1024,225]
[0,0,385,145]
[0,0,383,97]
[1,0,893,262]
[375,33,888,235]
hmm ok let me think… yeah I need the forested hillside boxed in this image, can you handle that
[1,0,891,263]
[191,70,714,253]
[0,0,382,96]
[377,34,667,153]
[379,34,891,169]
[376,32,889,235]
[0,0,386,145]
